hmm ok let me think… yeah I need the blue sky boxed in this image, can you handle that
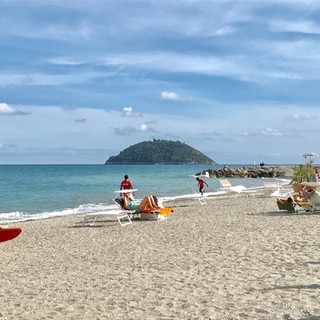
[1,0,320,164]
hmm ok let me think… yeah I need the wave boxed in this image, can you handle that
[0,191,227,224]
[0,202,119,224]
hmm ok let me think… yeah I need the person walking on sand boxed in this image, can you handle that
[196,177,208,195]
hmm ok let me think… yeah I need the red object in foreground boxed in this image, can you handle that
[0,227,22,243]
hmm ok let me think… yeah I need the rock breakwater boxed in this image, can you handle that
[196,166,294,179]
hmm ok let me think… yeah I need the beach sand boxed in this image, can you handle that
[2,195,320,320]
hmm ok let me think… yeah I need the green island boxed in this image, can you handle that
[105,139,216,165]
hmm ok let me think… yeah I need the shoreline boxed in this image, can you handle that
[2,195,320,319]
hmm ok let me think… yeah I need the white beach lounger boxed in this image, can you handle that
[270,188,292,198]
[218,178,233,191]
[264,180,292,197]
[82,209,132,227]
[218,178,259,196]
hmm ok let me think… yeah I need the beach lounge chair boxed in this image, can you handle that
[114,197,173,221]
[276,185,313,213]
[218,178,259,196]
[267,181,292,197]
[81,209,133,227]
[307,191,320,213]
[291,183,319,212]
[270,188,292,197]
[114,198,141,219]
[218,178,233,190]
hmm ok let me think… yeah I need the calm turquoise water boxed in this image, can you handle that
[0,164,269,223]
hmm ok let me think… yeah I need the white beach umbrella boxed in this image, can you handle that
[302,152,317,164]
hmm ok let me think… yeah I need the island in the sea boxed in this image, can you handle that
[105,139,216,165]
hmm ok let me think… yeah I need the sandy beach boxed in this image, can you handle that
[2,195,320,320]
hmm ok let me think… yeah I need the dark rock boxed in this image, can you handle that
[205,166,293,179]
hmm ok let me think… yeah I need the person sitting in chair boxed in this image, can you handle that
[122,194,160,212]
[277,186,315,212]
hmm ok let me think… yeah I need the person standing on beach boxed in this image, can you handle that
[196,177,208,195]
[120,174,134,190]
[120,174,135,199]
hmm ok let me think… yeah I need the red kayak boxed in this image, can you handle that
[0,227,22,243]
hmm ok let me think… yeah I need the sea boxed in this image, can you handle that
[0,164,280,224]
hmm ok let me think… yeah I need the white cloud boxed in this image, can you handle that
[0,103,28,115]
[49,57,88,66]
[161,91,181,100]
[121,107,141,117]
[290,113,314,120]
[0,103,16,115]
[0,72,114,86]
[107,38,307,85]
[213,26,236,36]
[261,128,283,136]
[113,122,156,136]
[140,123,156,132]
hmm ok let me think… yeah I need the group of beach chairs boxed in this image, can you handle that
[79,191,174,227]
[272,182,320,214]
[218,177,320,214]
[78,178,320,228]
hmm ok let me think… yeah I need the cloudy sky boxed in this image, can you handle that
[1,0,320,164]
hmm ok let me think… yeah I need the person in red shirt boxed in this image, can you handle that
[196,177,208,195]
[120,174,135,200]
[120,174,133,190]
